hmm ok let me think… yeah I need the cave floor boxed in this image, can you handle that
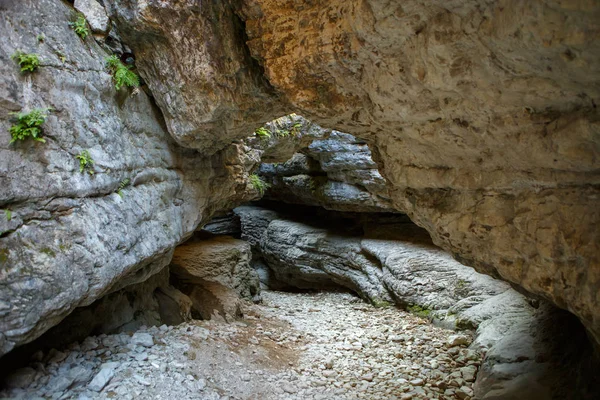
[1,291,480,400]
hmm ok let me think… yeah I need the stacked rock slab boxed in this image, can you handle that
[259,131,396,212]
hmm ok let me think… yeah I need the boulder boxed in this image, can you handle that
[170,235,260,300]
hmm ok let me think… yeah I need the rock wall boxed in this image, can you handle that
[103,0,600,344]
[0,0,264,356]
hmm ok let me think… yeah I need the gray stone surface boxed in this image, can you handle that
[237,205,600,399]
[74,0,110,34]
[0,0,260,356]
[260,131,395,212]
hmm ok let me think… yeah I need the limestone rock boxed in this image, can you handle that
[260,131,394,212]
[74,0,110,34]
[170,235,259,300]
[0,0,261,355]
[105,0,600,343]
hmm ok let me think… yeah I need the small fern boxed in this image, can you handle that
[117,178,130,197]
[275,129,290,137]
[249,174,270,196]
[9,108,51,144]
[105,55,140,90]
[76,150,94,175]
[11,51,40,73]
[70,14,89,39]
[255,127,271,139]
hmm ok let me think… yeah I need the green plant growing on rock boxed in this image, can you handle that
[37,34,45,43]
[249,174,270,196]
[9,108,51,144]
[407,305,432,319]
[117,178,130,197]
[255,127,271,139]
[3,210,11,221]
[76,150,94,175]
[70,14,89,39]
[275,129,290,137]
[11,51,40,73]
[290,122,303,136]
[105,55,140,90]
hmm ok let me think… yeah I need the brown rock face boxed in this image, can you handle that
[107,0,600,343]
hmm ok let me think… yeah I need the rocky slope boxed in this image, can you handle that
[100,0,600,344]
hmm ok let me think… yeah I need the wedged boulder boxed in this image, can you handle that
[187,282,244,322]
[170,235,260,301]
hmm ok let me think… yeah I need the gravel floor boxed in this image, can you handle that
[0,291,480,399]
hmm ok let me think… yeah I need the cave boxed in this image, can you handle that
[1,115,598,399]
[1,0,599,399]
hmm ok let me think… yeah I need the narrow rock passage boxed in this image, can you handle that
[1,291,479,400]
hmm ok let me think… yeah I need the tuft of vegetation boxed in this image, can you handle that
[105,55,140,90]
[249,174,270,196]
[70,14,89,39]
[290,122,303,136]
[407,304,432,319]
[372,299,392,308]
[41,247,56,257]
[3,210,11,221]
[9,108,51,144]
[0,248,8,265]
[11,51,41,73]
[275,129,290,137]
[117,178,130,197]
[37,34,45,43]
[76,150,94,175]
[255,127,271,139]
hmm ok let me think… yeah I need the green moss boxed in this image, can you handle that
[255,127,271,139]
[0,248,8,265]
[70,14,89,39]
[4,209,11,221]
[116,178,130,198]
[407,304,433,319]
[249,174,270,196]
[76,150,94,175]
[456,279,467,289]
[372,299,392,308]
[41,247,56,257]
[11,51,41,73]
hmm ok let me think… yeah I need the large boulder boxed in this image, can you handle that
[170,235,260,301]
[0,0,259,356]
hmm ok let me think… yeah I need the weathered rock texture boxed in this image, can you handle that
[170,234,260,301]
[0,0,265,356]
[103,0,600,344]
[259,131,395,212]
[237,204,600,399]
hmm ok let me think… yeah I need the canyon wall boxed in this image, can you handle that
[105,0,600,344]
[0,0,598,356]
